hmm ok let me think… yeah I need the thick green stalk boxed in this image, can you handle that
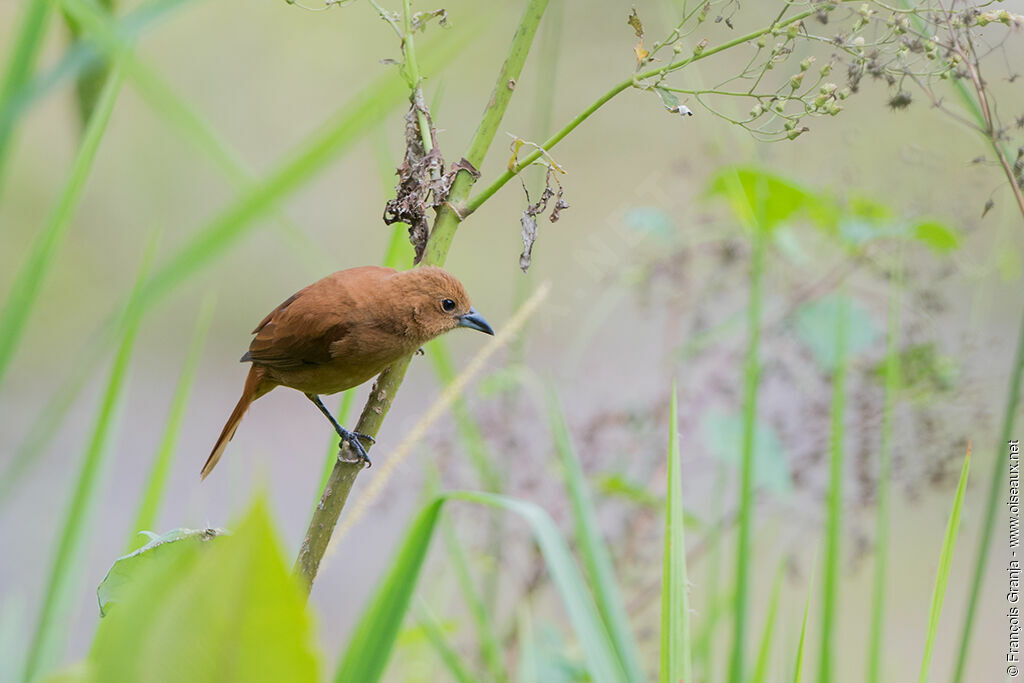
[819,295,849,683]
[728,226,765,683]
[868,268,901,683]
[294,0,549,591]
[422,0,550,265]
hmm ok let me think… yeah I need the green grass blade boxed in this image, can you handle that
[3,0,191,140]
[61,0,115,127]
[21,236,155,683]
[123,294,215,552]
[751,563,784,683]
[869,267,902,683]
[547,389,644,682]
[818,293,849,683]
[334,498,447,683]
[440,515,506,682]
[413,601,477,683]
[0,0,53,191]
[793,564,814,683]
[0,60,124,391]
[919,445,972,683]
[448,491,628,683]
[334,491,627,683]
[729,213,766,683]
[661,383,692,683]
[953,311,1024,681]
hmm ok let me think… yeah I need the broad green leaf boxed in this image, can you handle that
[98,528,223,616]
[701,411,791,494]
[547,390,644,681]
[705,166,834,234]
[90,499,318,683]
[795,294,880,371]
[660,384,692,683]
[913,220,960,252]
[918,445,972,682]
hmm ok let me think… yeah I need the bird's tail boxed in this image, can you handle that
[201,365,271,480]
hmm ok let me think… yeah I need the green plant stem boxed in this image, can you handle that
[868,264,901,683]
[294,0,549,592]
[401,0,434,155]
[819,295,849,683]
[422,0,550,265]
[463,5,824,217]
[728,225,765,683]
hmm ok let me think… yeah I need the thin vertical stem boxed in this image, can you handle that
[819,295,849,683]
[728,226,765,683]
[868,263,901,683]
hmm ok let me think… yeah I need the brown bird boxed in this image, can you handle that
[201,265,493,480]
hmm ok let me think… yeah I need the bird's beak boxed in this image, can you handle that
[457,307,495,336]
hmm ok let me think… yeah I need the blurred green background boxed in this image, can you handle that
[1,0,1022,680]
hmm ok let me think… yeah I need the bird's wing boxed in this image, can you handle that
[244,266,396,369]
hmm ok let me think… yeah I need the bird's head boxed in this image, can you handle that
[393,266,494,342]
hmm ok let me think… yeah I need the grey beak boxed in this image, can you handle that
[457,307,494,336]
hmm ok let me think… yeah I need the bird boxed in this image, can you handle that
[201,265,494,480]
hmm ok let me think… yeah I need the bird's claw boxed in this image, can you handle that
[338,429,373,468]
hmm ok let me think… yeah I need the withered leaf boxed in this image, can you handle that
[383,102,446,263]
[627,8,644,38]
[518,170,569,272]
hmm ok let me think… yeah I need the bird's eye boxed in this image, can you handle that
[441,298,456,312]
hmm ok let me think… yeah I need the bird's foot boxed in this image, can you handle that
[338,429,374,468]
